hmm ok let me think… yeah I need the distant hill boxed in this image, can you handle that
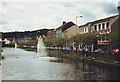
[2,29,49,39]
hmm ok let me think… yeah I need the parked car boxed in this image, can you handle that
[112,48,119,55]
[95,49,105,54]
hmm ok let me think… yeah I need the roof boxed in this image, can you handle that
[91,15,119,24]
[56,21,75,32]
[79,22,91,28]
[49,29,55,31]
[79,15,119,28]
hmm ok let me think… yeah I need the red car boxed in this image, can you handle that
[112,48,119,55]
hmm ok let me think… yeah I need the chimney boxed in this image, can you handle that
[63,21,66,25]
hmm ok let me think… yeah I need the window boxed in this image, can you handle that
[82,28,84,32]
[102,23,105,30]
[94,25,97,31]
[106,22,109,28]
[98,24,101,30]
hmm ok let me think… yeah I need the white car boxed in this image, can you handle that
[95,49,105,54]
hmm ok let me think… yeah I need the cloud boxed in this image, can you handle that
[0,1,119,32]
[101,3,118,14]
[0,20,7,24]
[0,0,120,2]
[80,10,96,20]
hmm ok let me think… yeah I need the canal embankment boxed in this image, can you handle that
[46,48,120,67]
[17,46,120,67]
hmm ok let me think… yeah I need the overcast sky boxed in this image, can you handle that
[0,0,119,32]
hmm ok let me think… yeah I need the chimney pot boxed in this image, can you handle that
[63,21,66,25]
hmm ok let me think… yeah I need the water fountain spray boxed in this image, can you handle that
[37,36,47,57]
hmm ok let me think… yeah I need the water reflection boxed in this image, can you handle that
[62,58,120,80]
[2,48,120,80]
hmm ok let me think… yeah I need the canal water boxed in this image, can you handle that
[1,48,120,80]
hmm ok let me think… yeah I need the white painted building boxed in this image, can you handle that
[78,15,119,51]
[91,15,119,45]
[4,38,10,44]
[79,23,91,34]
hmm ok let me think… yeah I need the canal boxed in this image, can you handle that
[1,48,120,80]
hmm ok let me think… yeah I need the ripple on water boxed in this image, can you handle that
[2,48,120,80]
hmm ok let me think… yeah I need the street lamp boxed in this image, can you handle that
[117,2,120,48]
[76,16,83,25]
[117,1,120,59]
[118,1,120,9]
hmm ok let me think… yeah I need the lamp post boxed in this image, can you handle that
[118,2,120,59]
[118,2,120,49]
[118,1,120,12]
[76,16,83,25]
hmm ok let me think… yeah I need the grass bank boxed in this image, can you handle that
[47,50,120,66]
